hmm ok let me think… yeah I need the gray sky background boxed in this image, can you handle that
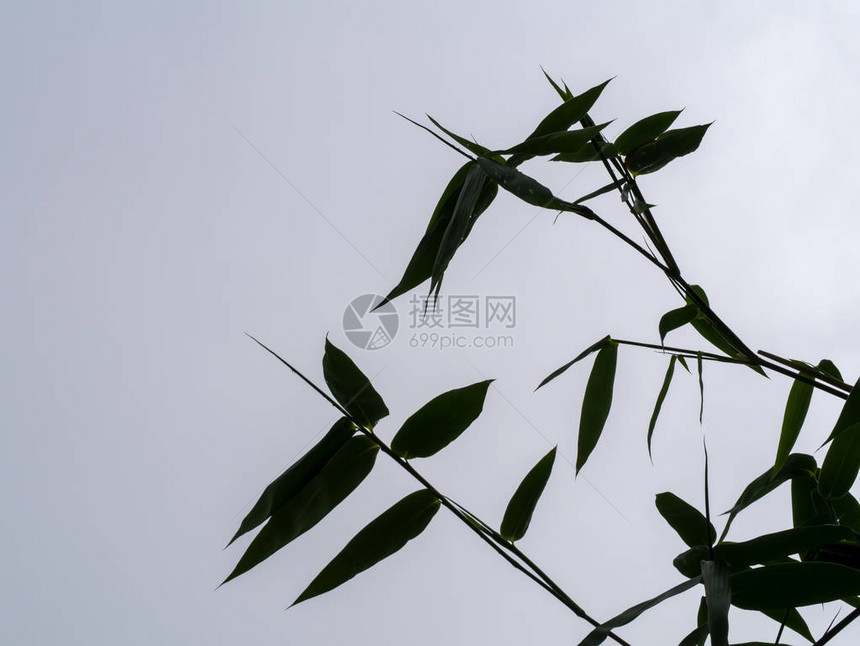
[3,2,860,644]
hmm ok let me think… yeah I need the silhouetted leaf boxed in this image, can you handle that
[381,162,497,304]
[292,489,440,605]
[577,340,618,474]
[551,141,617,163]
[625,124,711,176]
[697,352,704,423]
[678,624,709,646]
[475,157,560,208]
[500,447,556,542]
[731,562,860,610]
[648,355,677,457]
[322,339,389,428]
[818,359,843,382]
[501,124,609,157]
[541,67,572,101]
[773,375,815,477]
[819,421,860,499]
[822,377,860,445]
[792,472,835,530]
[659,304,697,344]
[614,110,683,156]
[721,454,817,541]
[574,179,626,205]
[426,115,493,158]
[761,607,814,643]
[391,380,493,459]
[579,576,702,646]
[227,417,356,547]
[656,492,716,548]
[537,335,611,390]
[222,435,379,585]
[832,492,860,532]
[430,164,488,299]
[702,560,730,646]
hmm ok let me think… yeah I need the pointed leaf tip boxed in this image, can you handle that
[500,447,557,542]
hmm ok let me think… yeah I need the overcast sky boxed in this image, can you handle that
[3,2,860,644]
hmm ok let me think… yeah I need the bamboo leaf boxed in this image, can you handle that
[536,335,611,390]
[430,164,489,298]
[792,473,836,530]
[614,110,683,156]
[648,356,677,457]
[822,377,860,445]
[500,447,557,542]
[551,140,617,163]
[819,421,860,499]
[426,115,493,158]
[222,435,379,585]
[720,454,817,541]
[577,340,618,474]
[773,376,815,477]
[391,380,493,459]
[624,124,711,176]
[761,607,814,643]
[541,67,572,101]
[522,79,612,142]
[696,352,704,423]
[475,157,560,208]
[292,489,441,605]
[500,124,609,157]
[832,492,860,532]
[381,162,497,305]
[227,417,356,547]
[659,304,697,344]
[579,577,702,646]
[322,339,389,428]
[730,562,860,610]
[701,560,730,646]
[656,492,716,548]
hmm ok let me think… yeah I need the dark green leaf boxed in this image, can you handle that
[574,179,626,205]
[500,447,557,542]
[551,140,617,163]
[292,489,441,605]
[720,454,817,541]
[381,163,497,304]
[697,352,704,423]
[222,435,379,585]
[822,377,860,445]
[625,124,712,176]
[832,492,860,532]
[525,79,612,141]
[579,576,702,646]
[577,340,618,474]
[659,304,697,344]
[818,359,843,382]
[656,492,716,547]
[614,110,683,156]
[678,624,709,646]
[792,473,835,530]
[677,355,691,373]
[819,421,860,499]
[717,525,853,568]
[773,375,815,478]
[702,560,730,646]
[426,115,493,158]
[227,417,356,547]
[500,124,609,157]
[322,338,389,428]
[475,157,559,208]
[730,562,860,610]
[391,380,493,459]
[536,335,611,390]
[674,545,710,578]
[541,67,572,101]
[648,355,677,457]
[430,164,488,298]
